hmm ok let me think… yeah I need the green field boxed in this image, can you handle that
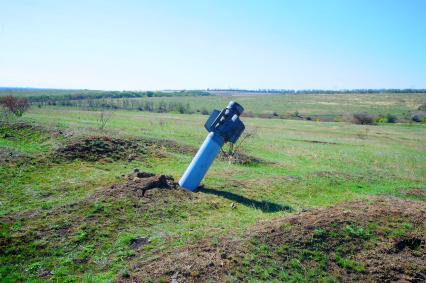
[110,92,425,116]
[32,92,426,122]
[1,98,426,281]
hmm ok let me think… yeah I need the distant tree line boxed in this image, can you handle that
[207,88,426,94]
[23,90,209,103]
[42,98,201,115]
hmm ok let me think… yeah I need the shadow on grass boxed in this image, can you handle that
[198,187,294,213]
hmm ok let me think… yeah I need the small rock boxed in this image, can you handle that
[129,237,149,249]
[231,203,237,209]
[171,271,179,283]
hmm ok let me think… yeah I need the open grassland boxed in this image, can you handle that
[37,93,426,121]
[1,106,425,282]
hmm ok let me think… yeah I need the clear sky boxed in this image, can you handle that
[0,0,425,90]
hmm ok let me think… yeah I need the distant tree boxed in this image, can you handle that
[0,96,30,117]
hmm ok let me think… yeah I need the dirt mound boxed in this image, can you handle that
[92,169,179,199]
[0,121,70,138]
[123,197,426,282]
[244,197,426,282]
[0,121,39,131]
[0,148,30,165]
[401,188,426,198]
[1,171,198,282]
[221,152,267,165]
[0,121,45,141]
[56,136,145,162]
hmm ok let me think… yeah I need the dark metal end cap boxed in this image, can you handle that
[227,101,244,116]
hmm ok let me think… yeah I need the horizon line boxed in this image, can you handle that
[1,86,426,92]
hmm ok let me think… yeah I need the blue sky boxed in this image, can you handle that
[0,0,425,90]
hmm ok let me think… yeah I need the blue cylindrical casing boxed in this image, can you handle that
[178,132,225,191]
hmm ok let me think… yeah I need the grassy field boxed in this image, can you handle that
[1,104,425,282]
[38,92,426,121]
[123,92,426,116]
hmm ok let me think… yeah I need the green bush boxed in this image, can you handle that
[375,117,386,124]
[386,114,397,123]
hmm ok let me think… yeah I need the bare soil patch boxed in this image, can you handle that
[55,136,146,162]
[401,188,426,198]
[290,139,338,145]
[123,197,426,282]
[0,148,30,165]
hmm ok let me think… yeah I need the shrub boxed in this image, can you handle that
[201,108,209,115]
[351,113,375,125]
[293,111,302,118]
[375,117,386,124]
[411,114,422,122]
[386,113,397,123]
[411,111,426,122]
[0,96,30,117]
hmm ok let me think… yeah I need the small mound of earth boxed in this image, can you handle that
[0,148,30,165]
[123,197,426,283]
[220,152,269,165]
[56,136,145,162]
[2,170,196,281]
[0,121,40,132]
[401,188,426,198]
[93,169,180,199]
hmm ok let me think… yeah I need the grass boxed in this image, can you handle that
[1,101,425,281]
